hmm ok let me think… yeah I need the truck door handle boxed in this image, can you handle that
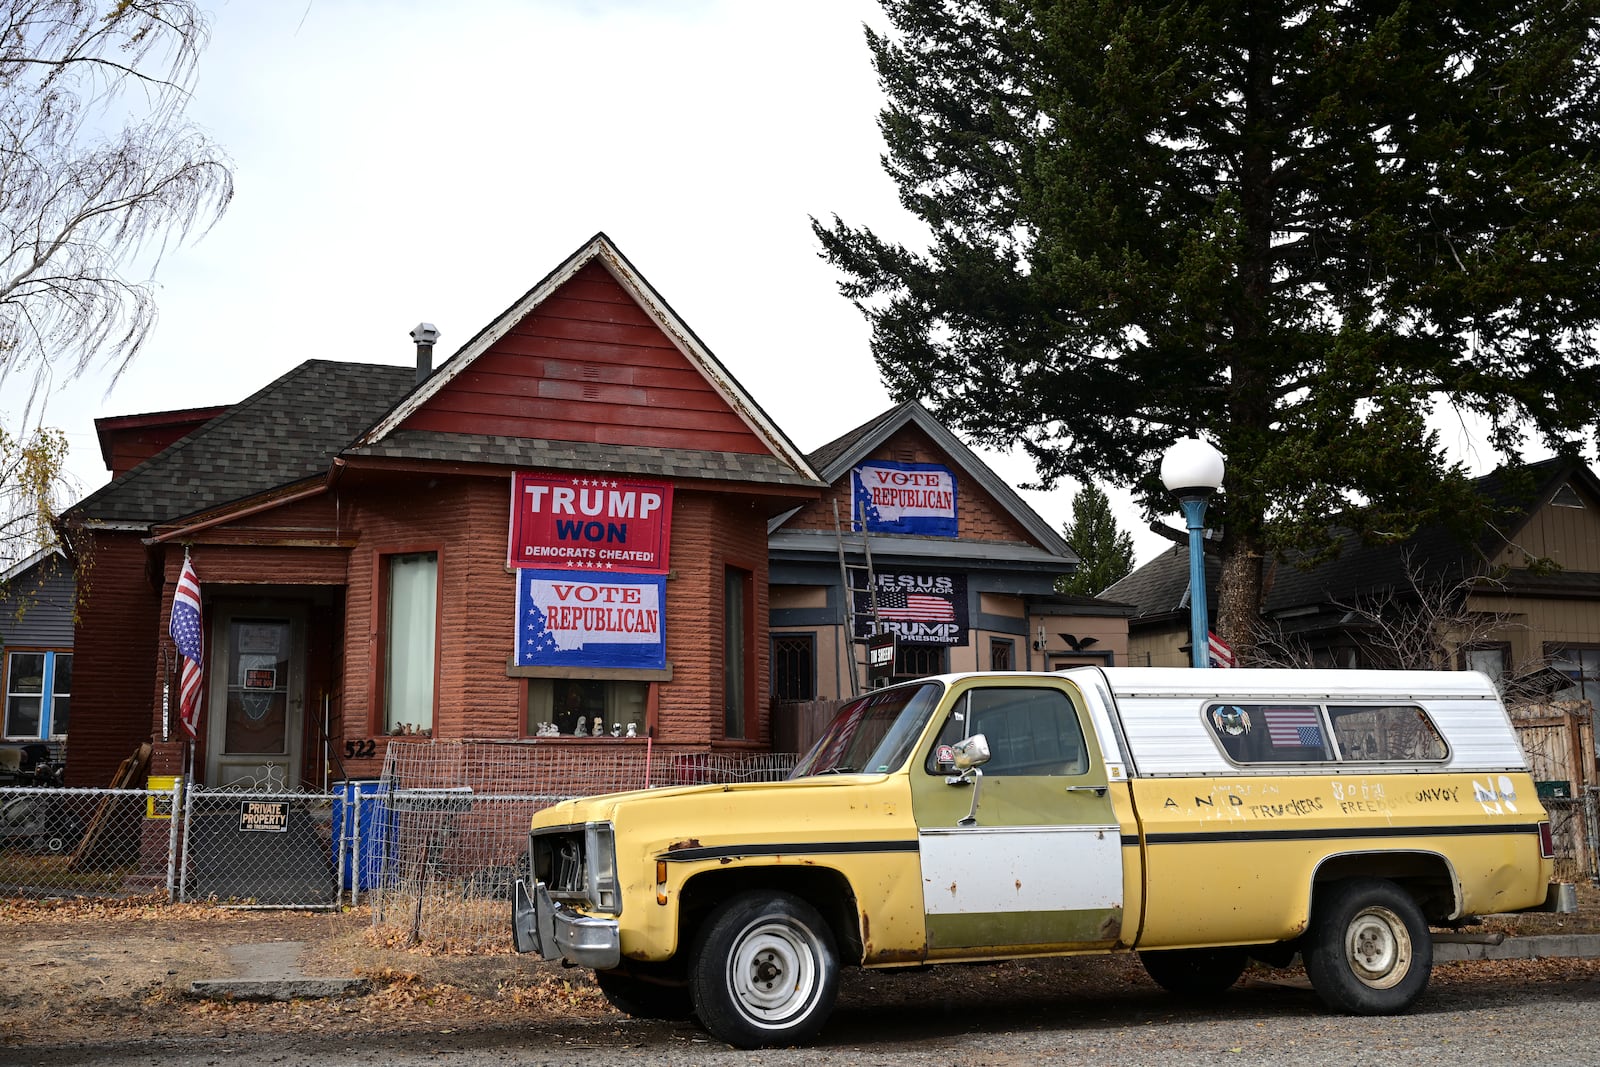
[1065,785,1108,797]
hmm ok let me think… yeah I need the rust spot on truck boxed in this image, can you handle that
[948,881,958,897]
[666,838,701,852]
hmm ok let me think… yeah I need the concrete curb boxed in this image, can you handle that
[190,976,372,1000]
[1433,933,1600,962]
[189,940,371,1001]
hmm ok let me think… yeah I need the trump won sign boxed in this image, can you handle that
[509,472,673,573]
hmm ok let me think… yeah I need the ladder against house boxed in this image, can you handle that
[833,499,883,697]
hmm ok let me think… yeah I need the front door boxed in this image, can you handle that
[911,680,1124,957]
[205,607,306,790]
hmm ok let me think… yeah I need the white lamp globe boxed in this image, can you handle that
[1160,438,1226,494]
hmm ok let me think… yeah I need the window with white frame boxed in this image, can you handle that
[383,552,437,735]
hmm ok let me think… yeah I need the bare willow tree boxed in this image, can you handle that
[0,1,230,571]
[0,0,232,418]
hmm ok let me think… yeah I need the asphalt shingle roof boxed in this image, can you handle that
[68,361,416,526]
[346,432,823,487]
[1103,456,1593,619]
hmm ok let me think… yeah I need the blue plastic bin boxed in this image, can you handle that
[332,780,391,891]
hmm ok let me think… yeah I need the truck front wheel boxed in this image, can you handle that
[1303,878,1432,1014]
[689,891,839,1048]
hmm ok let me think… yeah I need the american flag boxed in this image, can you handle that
[1263,706,1323,748]
[170,555,204,738]
[878,589,956,622]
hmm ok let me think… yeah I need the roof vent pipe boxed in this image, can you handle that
[411,322,440,383]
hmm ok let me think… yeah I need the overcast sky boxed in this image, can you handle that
[10,1,1544,573]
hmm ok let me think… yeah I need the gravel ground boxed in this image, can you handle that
[2,888,1597,1066]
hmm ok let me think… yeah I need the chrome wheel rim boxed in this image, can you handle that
[725,917,822,1027]
[1344,905,1412,989]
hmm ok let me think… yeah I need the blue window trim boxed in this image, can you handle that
[4,648,69,739]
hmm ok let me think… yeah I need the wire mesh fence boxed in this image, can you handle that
[0,786,174,898]
[1545,790,1600,886]
[368,742,799,950]
[178,787,340,908]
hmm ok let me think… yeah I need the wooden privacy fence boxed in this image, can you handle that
[1509,700,1597,883]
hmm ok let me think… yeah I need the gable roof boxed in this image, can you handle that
[352,232,819,484]
[776,400,1073,555]
[66,361,416,528]
[1105,455,1600,621]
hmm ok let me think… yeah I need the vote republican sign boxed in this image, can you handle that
[516,570,666,670]
[851,461,957,537]
[509,472,673,573]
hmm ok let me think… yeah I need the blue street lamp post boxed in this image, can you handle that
[1160,439,1226,668]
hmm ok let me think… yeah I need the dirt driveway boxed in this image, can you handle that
[1,898,612,1046]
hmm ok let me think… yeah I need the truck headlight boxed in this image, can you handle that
[588,822,619,912]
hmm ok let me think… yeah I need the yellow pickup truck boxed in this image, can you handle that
[513,667,1564,1047]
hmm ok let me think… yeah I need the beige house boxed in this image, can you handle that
[1106,455,1600,701]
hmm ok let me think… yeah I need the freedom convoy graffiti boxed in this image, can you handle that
[853,572,968,646]
[509,472,673,669]
[851,461,957,537]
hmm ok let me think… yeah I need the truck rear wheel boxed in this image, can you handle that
[1139,946,1249,998]
[1303,878,1431,1014]
[689,891,839,1048]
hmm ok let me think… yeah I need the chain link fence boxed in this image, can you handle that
[6,746,1592,948]
[367,742,799,950]
[0,786,163,897]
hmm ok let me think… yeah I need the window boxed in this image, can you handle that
[1463,645,1509,689]
[4,651,70,738]
[1327,705,1448,762]
[772,633,816,702]
[527,679,649,737]
[927,687,1088,777]
[1208,703,1331,763]
[383,551,437,735]
[1549,646,1600,708]
[895,644,946,679]
[724,567,753,739]
[1206,702,1447,764]
[989,638,1014,671]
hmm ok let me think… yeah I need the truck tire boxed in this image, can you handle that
[689,891,839,1048]
[1303,878,1432,1015]
[595,970,694,1020]
[1139,946,1249,998]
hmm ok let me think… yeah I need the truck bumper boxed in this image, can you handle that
[512,879,621,969]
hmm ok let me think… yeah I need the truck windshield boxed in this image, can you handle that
[788,682,944,778]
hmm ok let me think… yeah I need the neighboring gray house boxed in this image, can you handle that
[1,546,74,744]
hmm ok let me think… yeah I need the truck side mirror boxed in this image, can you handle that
[952,733,991,771]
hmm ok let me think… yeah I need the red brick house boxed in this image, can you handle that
[62,234,823,790]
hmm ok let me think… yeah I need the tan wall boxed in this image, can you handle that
[1491,483,1600,572]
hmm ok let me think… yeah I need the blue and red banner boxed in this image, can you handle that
[851,461,957,537]
[515,570,666,670]
[509,472,673,573]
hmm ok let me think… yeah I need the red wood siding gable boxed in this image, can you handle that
[363,234,816,474]
[399,262,765,452]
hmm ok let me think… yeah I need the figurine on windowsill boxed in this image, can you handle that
[575,716,587,737]
[626,722,638,738]
[592,718,606,737]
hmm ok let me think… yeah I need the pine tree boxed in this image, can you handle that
[1057,484,1134,597]
[815,1,1600,658]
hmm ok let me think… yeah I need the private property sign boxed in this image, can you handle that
[509,472,673,573]
[515,570,667,670]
